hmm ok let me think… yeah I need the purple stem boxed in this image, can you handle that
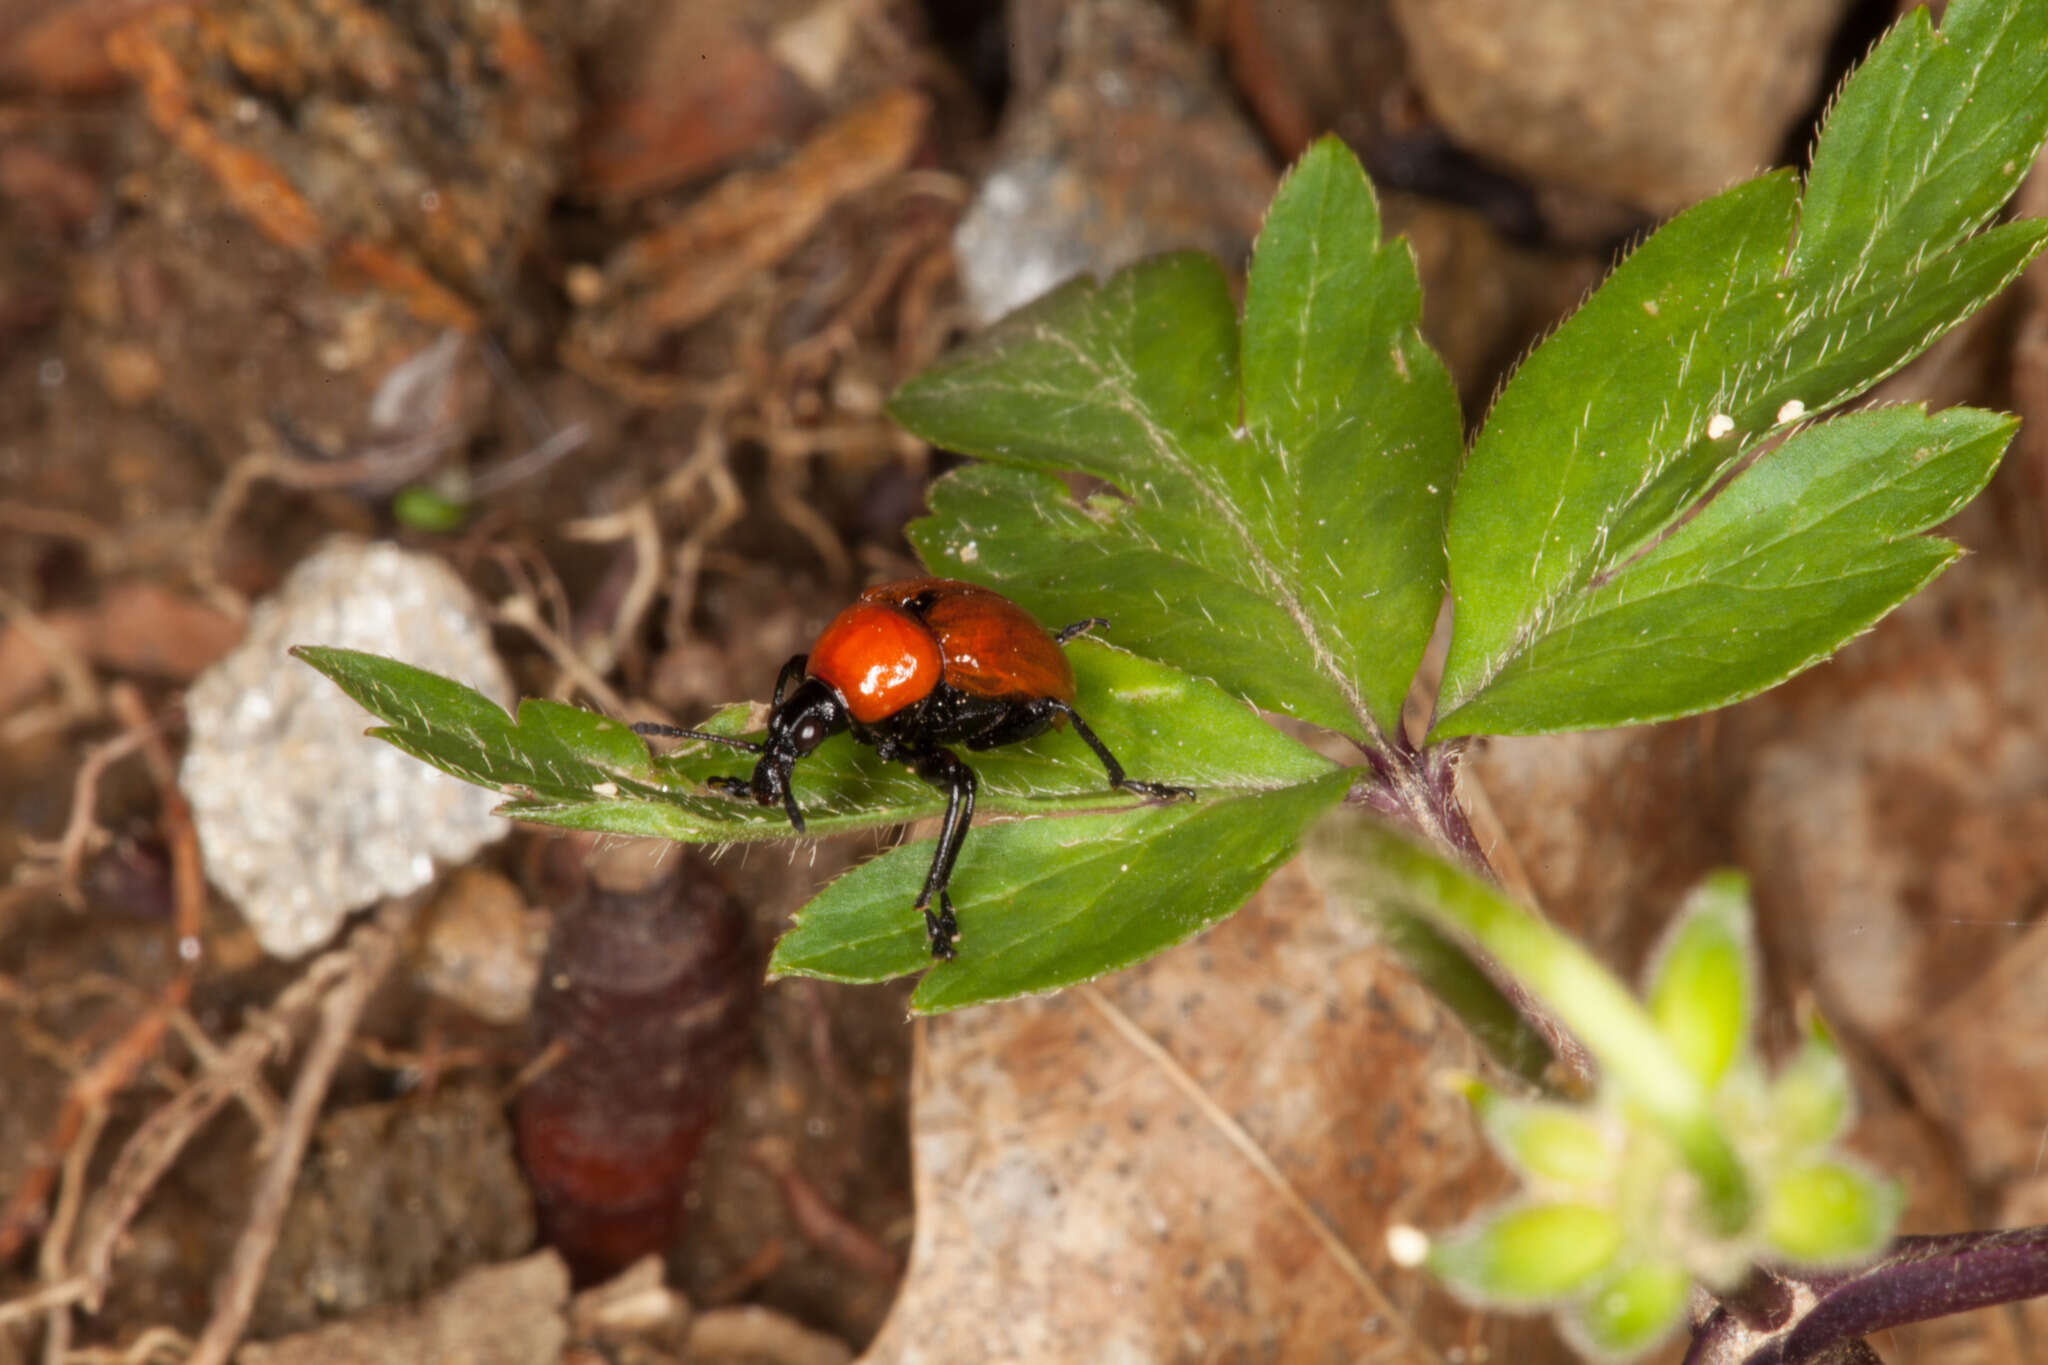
[1779,1227,2048,1363]
[1683,1227,2048,1364]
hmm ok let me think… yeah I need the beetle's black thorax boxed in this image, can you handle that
[856,682,1058,753]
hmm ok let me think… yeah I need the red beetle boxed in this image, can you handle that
[636,578,1194,959]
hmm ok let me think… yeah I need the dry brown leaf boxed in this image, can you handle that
[574,1,818,202]
[1906,916,2048,1186]
[857,863,1576,1364]
[0,580,242,714]
[564,84,933,399]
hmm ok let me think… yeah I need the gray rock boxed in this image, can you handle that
[181,539,511,958]
[1391,0,1850,215]
[237,1252,567,1365]
[952,0,1274,325]
[253,1086,538,1337]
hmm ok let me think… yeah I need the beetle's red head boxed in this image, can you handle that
[746,677,847,832]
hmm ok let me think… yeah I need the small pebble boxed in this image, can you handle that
[180,539,512,958]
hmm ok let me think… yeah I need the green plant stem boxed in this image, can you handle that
[1355,741,1595,1089]
[1361,823,1754,1236]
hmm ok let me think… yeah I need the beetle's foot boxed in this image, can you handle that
[1120,778,1196,802]
[1053,616,1110,645]
[705,775,751,798]
[922,896,959,961]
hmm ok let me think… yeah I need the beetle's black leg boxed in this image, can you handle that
[924,890,956,962]
[905,746,975,959]
[1054,616,1110,645]
[1057,704,1196,801]
[780,768,806,834]
[770,654,808,709]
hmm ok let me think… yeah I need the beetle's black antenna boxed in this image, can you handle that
[632,722,764,754]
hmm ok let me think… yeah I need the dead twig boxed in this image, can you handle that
[0,1276,88,1328]
[110,682,204,968]
[0,686,204,1269]
[659,416,747,643]
[49,718,158,909]
[51,805,369,1325]
[63,1325,192,1364]
[164,1008,281,1144]
[497,1037,570,1107]
[38,1104,108,1365]
[0,587,104,742]
[701,1238,788,1306]
[0,501,112,544]
[561,501,664,684]
[350,1034,497,1095]
[183,899,410,1365]
[775,207,951,390]
[477,541,575,650]
[746,1137,900,1282]
[492,593,629,715]
[464,421,591,499]
[795,981,862,1111]
[0,980,188,1264]
[892,237,962,378]
[192,425,465,620]
[70,949,354,1302]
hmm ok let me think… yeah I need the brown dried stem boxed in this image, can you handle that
[182,899,408,1365]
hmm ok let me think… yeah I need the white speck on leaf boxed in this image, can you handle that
[1386,1225,1429,1267]
[1777,399,1807,425]
[1707,414,1735,439]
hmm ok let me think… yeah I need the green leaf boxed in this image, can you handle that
[1467,1087,1616,1193]
[1564,1260,1692,1360]
[1768,1011,1855,1151]
[292,645,668,802]
[1762,1159,1902,1266]
[1436,0,2048,737]
[769,768,1351,1012]
[1435,406,2013,736]
[898,138,1462,744]
[1239,138,1463,732]
[391,485,469,532]
[1646,871,1756,1091]
[1794,0,2048,281]
[1430,1202,1623,1304]
[295,642,1328,842]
